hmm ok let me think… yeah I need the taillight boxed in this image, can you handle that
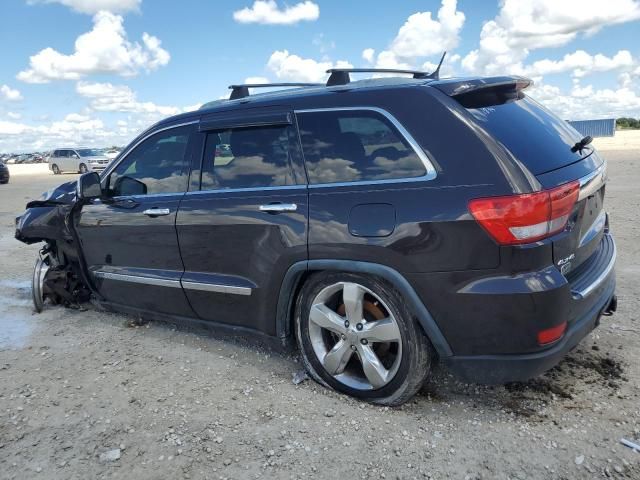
[468,181,579,245]
[537,321,567,346]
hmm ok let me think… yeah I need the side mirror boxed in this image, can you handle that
[77,172,102,200]
[113,176,147,196]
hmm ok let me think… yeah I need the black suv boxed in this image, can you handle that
[16,69,617,405]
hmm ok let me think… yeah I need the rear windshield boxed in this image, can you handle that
[466,96,590,175]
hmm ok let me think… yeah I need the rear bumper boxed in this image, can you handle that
[0,170,9,182]
[443,233,616,384]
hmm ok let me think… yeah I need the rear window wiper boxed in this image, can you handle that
[571,135,593,153]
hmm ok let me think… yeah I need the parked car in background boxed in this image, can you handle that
[48,148,111,174]
[16,69,617,405]
[103,148,122,160]
[0,160,9,184]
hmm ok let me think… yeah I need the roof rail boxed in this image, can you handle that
[326,52,447,86]
[228,82,323,100]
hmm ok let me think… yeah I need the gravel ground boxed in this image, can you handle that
[0,149,639,480]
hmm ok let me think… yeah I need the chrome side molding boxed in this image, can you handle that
[93,269,252,296]
[93,270,182,289]
[181,281,252,296]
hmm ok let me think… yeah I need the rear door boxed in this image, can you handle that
[76,122,197,316]
[176,107,308,335]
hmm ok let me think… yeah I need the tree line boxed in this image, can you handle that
[616,118,640,129]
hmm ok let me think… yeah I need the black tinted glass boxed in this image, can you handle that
[466,96,588,175]
[77,148,103,157]
[297,110,426,184]
[201,125,295,190]
[108,126,190,196]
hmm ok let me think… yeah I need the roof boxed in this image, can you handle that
[155,73,533,135]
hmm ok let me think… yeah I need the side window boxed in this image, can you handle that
[52,150,60,157]
[200,124,296,190]
[107,125,191,196]
[58,150,68,158]
[297,110,427,184]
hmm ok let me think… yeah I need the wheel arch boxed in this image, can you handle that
[275,259,453,358]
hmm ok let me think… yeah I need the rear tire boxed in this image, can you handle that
[295,271,431,406]
[51,164,60,175]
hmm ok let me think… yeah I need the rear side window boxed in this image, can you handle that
[297,109,426,185]
[200,125,296,190]
[466,96,587,175]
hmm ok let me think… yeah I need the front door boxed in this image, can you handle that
[176,108,308,335]
[76,122,196,317]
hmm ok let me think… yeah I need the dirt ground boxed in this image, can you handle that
[0,146,639,480]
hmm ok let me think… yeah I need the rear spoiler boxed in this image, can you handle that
[429,76,533,108]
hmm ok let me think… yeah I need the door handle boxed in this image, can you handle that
[143,208,171,217]
[259,203,298,213]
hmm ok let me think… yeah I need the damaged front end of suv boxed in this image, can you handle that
[15,179,93,312]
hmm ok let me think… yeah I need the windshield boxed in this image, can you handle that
[77,148,103,157]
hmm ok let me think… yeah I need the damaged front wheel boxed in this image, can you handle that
[32,255,50,313]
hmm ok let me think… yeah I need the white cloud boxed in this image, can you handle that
[389,0,464,58]
[17,11,169,83]
[76,81,180,116]
[529,81,640,120]
[523,50,634,79]
[0,116,118,152]
[362,48,375,64]
[1,84,23,101]
[64,113,91,122]
[462,0,640,75]
[182,103,203,112]
[0,121,29,135]
[244,76,270,84]
[27,0,141,14]
[266,50,352,82]
[6,112,22,120]
[233,0,319,25]
[369,0,464,70]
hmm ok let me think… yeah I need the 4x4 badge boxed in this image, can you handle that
[557,253,575,274]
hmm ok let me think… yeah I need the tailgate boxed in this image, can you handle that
[536,155,608,275]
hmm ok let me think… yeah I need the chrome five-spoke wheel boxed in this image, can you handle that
[308,282,402,390]
[296,272,431,405]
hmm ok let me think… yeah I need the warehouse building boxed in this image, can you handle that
[567,118,616,137]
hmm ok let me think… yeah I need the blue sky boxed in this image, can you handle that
[1,0,639,152]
